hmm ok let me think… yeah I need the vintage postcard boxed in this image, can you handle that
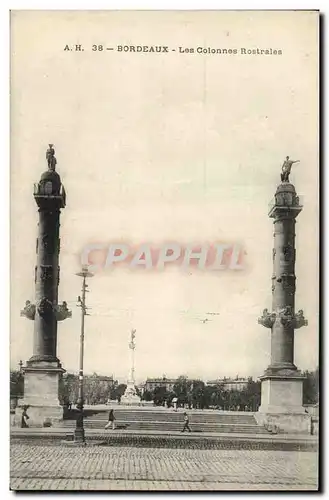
[10,10,319,491]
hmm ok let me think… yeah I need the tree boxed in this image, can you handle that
[241,379,261,411]
[110,383,127,402]
[141,390,153,402]
[61,372,116,405]
[191,380,205,409]
[135,386,143,399]
[166,391,176,406]
[205,383,225,408]
[60,373,79,404]
[173,376,192,406]
[10,370,24,398]
[229,390,241,410]
[303,368,319,405]
[84,373,106,404]
[153,386,168,405]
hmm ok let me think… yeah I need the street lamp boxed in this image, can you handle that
[74,266,93,444]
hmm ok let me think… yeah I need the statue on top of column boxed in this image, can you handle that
[281,156,300,183]
[129,329,136,350]
[46,144,57,171]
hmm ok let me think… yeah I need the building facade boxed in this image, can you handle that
[207,377,249,392]
[145,376,176,393]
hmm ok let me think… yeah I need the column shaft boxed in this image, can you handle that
[270,215,296,367]
[33,208,60,361]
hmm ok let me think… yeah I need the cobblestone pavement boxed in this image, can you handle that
[10,444,318,491]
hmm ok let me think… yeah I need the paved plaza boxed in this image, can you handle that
[10,443,318,491]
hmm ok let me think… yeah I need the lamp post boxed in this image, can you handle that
[74,266,93,444]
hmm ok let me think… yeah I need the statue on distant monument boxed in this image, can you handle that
[129,329,136,351]
[281,156,300,183]
[46,144,57,171]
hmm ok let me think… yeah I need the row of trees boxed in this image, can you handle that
[142,376,262,411]
[10,370,24,399]
[9,370,127,406]
[302,368,319,405]
[59,373,128,405]
[10,368,319,409]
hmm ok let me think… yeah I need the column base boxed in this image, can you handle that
[14,359,65,428]
[27,355,61,364]
[262,364,300,377]
[121,381,141,406]
[257,371,311,434]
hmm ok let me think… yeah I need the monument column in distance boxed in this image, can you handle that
[121,329,142,406]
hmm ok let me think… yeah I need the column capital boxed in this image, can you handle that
[268,183,303,219]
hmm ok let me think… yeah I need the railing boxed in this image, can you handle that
[268,194,303,211]
[34,182,66,199]
[268,197,276,212]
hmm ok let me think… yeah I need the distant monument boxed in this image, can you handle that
[256,158,310,433]
[17,145,71,427]
[121,329,141,406]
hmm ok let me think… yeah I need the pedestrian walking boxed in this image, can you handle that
[104,409,116,430]
[181,412,192,432]
[21,407,29,428]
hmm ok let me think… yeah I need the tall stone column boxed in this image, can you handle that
[256,177,310,433]
[121,329,141,406]
[17,145,71,427]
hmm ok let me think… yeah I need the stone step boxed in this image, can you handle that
[69,411,257,425]
[62,420,267,434]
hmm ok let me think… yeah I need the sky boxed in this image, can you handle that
[10,10,319,383]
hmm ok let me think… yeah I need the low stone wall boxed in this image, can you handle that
[255,412,312,435]
[13,405,64,428]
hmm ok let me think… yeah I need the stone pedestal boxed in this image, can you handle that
[259,375,304,413]
[256,373,311,434]
[121,381,141,406]
[14,361,65,427]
